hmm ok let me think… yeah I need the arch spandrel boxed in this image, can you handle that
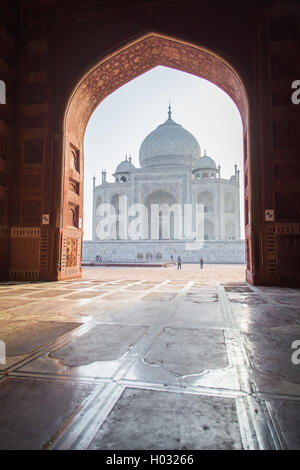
[65,34,249,141]
[61,32,249,280]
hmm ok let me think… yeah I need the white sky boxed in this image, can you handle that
[83,65,244,240]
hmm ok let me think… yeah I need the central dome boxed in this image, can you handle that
[139,108,201,169]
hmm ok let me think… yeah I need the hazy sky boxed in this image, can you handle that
[83,66,244,240]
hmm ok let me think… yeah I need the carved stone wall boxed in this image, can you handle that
[248,1,300,285]
[9,228,41,280]
[0,1,17,280]
[60,229,82,279]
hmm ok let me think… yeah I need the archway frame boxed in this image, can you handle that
[58,32,250,279]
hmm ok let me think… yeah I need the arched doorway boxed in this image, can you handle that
[58,33,249,280]
[144,189,178,240]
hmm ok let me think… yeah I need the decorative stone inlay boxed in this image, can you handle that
[65,34,248,141]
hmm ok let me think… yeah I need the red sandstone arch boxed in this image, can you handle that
[60,32,250,279]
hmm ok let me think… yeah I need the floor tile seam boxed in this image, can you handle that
[249,285,282,307]
[53,383,125,450]
[1,323,90,374]
[48,382,113,449]
[3,368,277,401]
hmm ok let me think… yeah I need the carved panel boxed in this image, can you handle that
[277,235,300,274]
[275,192,300,220]
[23,199,41,225]
[273,121,297,150]
[9,228,41,280]
[272,90,293,108]
[264,224,300,282]
[275,164,300,179]
[67,202,79,227]
[27,39,48,55]
[271,53,297,79]
[60,229,81,277]
[23,174,42,190]
[23,113,45,129]
[25,83,46,104]
[70,143,80,173]
[69,178,80,195]
[66,238,78,268]
[23,139,43,164]
[39,229,49,274]
[25,53,47,72]
[266,226,276,275]
[25,71,47,84]
[269,16,297,42]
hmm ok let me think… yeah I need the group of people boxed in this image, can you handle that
[95,253,204,269]
[176,256,204,270]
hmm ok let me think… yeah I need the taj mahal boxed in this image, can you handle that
[83,106,245,263]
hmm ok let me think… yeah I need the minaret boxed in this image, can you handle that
[102,170,106,184]
[129,155,132,182]
[93,176,96,189]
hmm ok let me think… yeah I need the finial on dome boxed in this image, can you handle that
[168,101,172,119]
[125,154,128,160]
[204,149,207,156]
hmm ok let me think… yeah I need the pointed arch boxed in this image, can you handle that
[59,32,249,278]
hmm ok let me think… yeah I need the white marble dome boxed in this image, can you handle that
[194,154,217,170]
[139,109,201,169]
[114,158,135,174]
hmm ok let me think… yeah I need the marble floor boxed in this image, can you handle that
[0,264,299,450]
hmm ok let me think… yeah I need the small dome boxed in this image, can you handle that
[194,154,217,171]
[114,158,135,174]
[139,107,201,169]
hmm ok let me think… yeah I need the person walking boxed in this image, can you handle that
[200,257,204,269]
[177,255,182,270]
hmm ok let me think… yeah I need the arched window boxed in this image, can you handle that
[144,189,178,240]
[204,220,214,240]
[110,194,120,238]
[202,172,209,178]
[120,176,127,183]
[0,80,6,104]
[95,196,102,220]
[198,191,213,213]
[71,147,80,172]
[225,221,235,239]
[224,193,235,213]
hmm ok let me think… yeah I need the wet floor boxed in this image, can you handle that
[0,264,299,449]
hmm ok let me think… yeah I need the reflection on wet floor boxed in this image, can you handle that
[0,264,300,450]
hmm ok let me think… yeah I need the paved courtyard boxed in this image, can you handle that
[0,264,300,450]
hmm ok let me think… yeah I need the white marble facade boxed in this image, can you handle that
[83,107,245,263]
